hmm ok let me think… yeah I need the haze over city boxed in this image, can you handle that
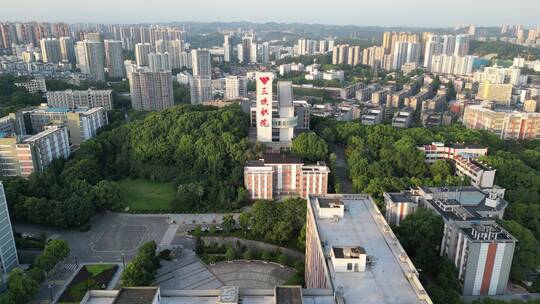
[0,0,539,27]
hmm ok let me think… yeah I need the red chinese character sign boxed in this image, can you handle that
[256,72,273,142]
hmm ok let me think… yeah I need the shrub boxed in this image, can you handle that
[243,249,253,261]
[261,250,271,262]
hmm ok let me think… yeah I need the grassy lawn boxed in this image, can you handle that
[118,178,175,211]
[59,264,118,304]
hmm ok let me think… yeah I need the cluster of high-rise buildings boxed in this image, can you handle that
[500,24,540,47]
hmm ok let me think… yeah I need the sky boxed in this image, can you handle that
[1,0,538,27]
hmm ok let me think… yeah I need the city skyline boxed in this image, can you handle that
[1,0,539,27]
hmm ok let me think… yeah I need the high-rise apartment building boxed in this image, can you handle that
[454,35,470,56]
[148,52,170,72]
[191,49,211,78]
[59,37,76,63]
[189,76,213,105]
[104,40,125,79]
[424,36,443,68]
[75,40,105,81]
[0,183,19,279]
[40,38,62,63]
[392,41,409,69]
[46,89,113,110]
[129,68,174,111]
[223,34,231,62]
[241,35,253,63]
[225,76,247,100]
[135,42,152,67]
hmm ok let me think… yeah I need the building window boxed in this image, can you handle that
[347,263,353,271]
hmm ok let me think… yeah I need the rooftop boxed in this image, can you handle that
[274,286,303,304]
[82,288,335,304]
[309,194,431,304]
[113,287,158,304]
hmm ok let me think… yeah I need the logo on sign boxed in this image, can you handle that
[259,76,270,85]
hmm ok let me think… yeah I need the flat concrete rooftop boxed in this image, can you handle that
[310,194,431,304]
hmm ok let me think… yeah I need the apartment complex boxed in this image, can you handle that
[22,105,108,145]
[46,89,113,110]
[384,186,514,296]
[14,77,47,93]
[0,126,70,177]
[306,194,432,303]
[418,142,488,163]
[477,82,513,105]
[392,107,414,128]
[244,153,329,200]
[418,142,495,188]
[0,183,19,280]
[463,104,540,140]
[129,68,174,111]
[225,76,248,100]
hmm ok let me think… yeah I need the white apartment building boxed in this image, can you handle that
[46,89,113,110]
[225,76,247,100]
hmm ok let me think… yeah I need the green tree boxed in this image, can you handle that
[298,224,306,251]
[291,133,329,162]
[271,221,293,244]
[500,220,539,281]
[222,215,236,233]
[261,250,272,262]
[395,209,443,277]
[243,249,253,261]
[7,268,39,303]
[238,212,250,234]
[225,247,235,261]
[278,254,288,265]
[35,239,70,273]
[430,160,452,179]
[92,180,122,212]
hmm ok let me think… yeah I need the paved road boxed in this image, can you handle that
[335,145,353,193]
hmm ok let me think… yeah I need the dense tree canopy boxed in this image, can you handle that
[291,133,329,162]
[0,75,43,116]
[3,105,251,227]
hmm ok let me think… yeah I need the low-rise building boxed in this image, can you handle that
[244,153,329,200]
[418,142,488,163]
[361,107,384,125]
[14,78,47,93]
[0,126,70,177]
[392,107,414,128]
[46,89,113,110]
[463,103,540,140]
[21,105,108,145]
